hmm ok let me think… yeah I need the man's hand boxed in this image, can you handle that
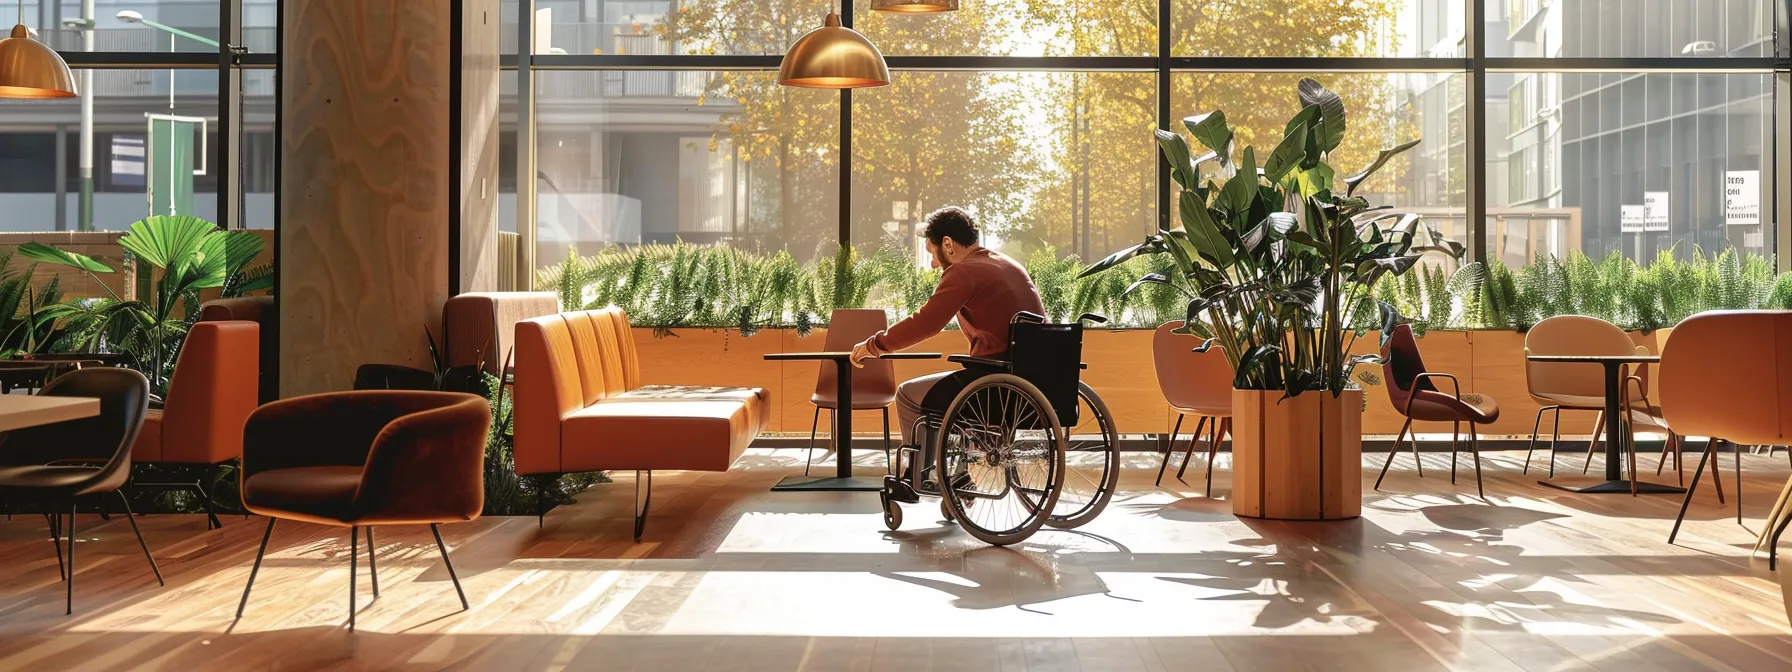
[849,338,878,368]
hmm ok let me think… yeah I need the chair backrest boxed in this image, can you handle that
[1010,318,1083,426]
[198,296,277,403]
[1152,321,1232,413]
[442,292,560,375]
[1658,310,1792,445]
[607,308,644,390]
[161,321,261,464]
[0,368,149,492]
[1380,324,1434,413]
[1526,315,1645,400]
[814,309,895,400]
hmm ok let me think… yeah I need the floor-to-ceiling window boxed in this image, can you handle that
[506,0,1789,297]
[0,0,273,233]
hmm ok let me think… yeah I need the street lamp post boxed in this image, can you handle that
[59,2,96,231]
[115,11,220,48]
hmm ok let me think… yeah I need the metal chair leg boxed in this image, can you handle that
[804,407,821,477]
[633,470,652,542]
[194,480,222,530]
[882,407,894,475]
[1770,497,1792,571]
[117,490,162,586]
[1375,418,1413,491]
[1548,406,1561,477]
[1470,429,1485,499]
[1734,439,1744,525]
[431,523,469,610]
[349,525,358,632]
[1582,411,1604,474]
[1155,414,1186,486]
[65,501,76,615]
[47,513,64,581]
[1669,438,1723,544]
[237,518,276,618]
[1179,417,1217,481]
[1204,417,1224,494]
[1523,407,1549,474]
[1450,421,1460,485]
[365,526,378,599]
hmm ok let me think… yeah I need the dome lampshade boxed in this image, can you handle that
[0,23,77,99]
[777,13,889,89]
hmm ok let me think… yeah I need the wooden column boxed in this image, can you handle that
[459,0,501,293]
[280,0,498,396]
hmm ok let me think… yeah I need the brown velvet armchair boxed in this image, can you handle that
[234,390,490,631]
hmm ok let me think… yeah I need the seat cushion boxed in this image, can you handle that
[243,466,364,524]
[1403,390,1501,424]
[615,385,769,433]
[1529,392,1606,410]
[0,465,107,496]
[131,409,165,461]
[561,398,756,472]
[812,391,898,410]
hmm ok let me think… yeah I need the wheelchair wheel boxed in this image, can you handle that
[934,373,1065,546]
[1045,382,1120,529]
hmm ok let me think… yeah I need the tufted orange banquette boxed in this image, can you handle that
[513,307,768,539]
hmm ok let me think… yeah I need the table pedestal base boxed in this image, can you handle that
[1539,479,1687,495]
[771,475,887,492]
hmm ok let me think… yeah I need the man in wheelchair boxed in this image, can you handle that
[846,206,1047,445]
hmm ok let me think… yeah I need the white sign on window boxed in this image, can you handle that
[1642,192,1670,232]
[1725,170,1759,226]
[1620,205,1645,233]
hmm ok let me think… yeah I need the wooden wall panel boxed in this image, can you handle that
[458,0,501,293]
[280,0,452,396]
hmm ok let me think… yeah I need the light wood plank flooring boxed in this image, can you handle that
[2,447,1791,671]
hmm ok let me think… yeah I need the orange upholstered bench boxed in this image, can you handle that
[513,307,767,540]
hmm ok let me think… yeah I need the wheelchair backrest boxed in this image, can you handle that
[1009,320,1082,427]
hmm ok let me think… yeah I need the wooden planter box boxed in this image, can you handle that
[628,326,1669,439]
[1231,389,1363,520]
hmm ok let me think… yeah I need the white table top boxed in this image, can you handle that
[0,395,101,433]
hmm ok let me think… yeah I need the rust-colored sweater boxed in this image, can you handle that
[870,247,1045,358]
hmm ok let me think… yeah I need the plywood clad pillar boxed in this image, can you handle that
[280,0,453,396]
[459,0,501,293]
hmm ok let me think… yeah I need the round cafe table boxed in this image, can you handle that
[763,351,941,492]
[1527,353,1683,495]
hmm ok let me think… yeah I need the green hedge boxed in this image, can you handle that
[539,242,1792,334]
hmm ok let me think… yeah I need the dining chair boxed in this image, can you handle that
[1374,324,1502,497]
[235,390,489,631]
[0,367,159,614]
[1521,315,1648,477]
[1151,321,1233,490]
[803,309,897,475]
[1662,311,1792,567]
[130,320,260,529]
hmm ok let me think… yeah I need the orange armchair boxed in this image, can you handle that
[235,390,490,631]
[132,320,260,528]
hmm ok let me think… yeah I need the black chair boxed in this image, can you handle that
[0,368,160,614]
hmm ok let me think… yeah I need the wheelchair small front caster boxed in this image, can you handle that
[940,497,955,523]
[880,490,903,530]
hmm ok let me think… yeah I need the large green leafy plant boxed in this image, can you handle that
[1078,79,1432,397]
[20,215,269,393]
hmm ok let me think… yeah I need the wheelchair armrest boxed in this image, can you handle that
[948,354,1012,371]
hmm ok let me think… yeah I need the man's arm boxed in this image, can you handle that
[851,266,974,365]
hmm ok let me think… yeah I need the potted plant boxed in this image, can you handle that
[1079,79,1430,520]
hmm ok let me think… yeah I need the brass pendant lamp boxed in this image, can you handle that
[777,5,889,89]
[870,0,959,12]
[0,1,77,99]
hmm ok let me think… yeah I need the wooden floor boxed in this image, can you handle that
[3,447,1792,671]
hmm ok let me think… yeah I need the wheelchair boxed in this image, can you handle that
[879,312,1120,546]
